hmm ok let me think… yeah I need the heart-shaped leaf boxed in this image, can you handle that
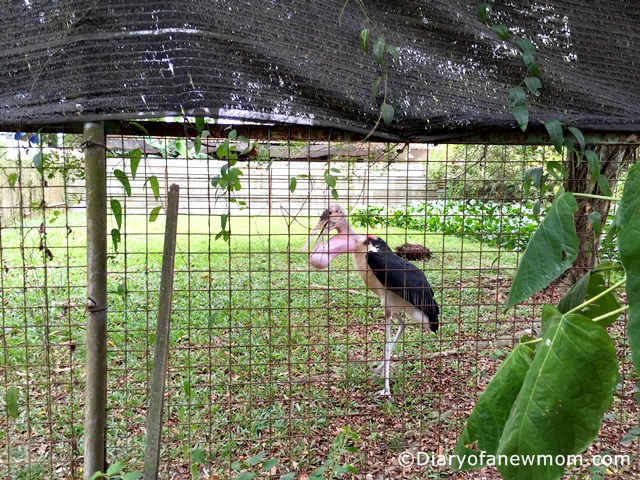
[506,192,579,309]
[381,103,394,128]
[497,307,617,480]
[455,343,535,469]
[512,105,529,131]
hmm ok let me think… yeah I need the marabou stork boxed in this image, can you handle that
[307,205,439,396]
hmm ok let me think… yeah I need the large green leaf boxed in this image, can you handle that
[496,307,617,480]
[506,192,579,309]
[455,343,535,469]
[618,161,640,376]
[556,270,620,326]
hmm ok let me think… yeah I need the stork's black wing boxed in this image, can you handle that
[366,237,439,331]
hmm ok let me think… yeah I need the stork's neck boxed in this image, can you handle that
[308,220,360,269]
[335,220,357,236]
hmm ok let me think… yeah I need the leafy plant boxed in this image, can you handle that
[231,452,282,480]
[209,127,251,242]
[477,2,541,132]
[452,7,639,479]
[309,426,359,478]
[229,427,359,479]
[89,462,140,480]
[454,164,636,479]
[344,0,400,130]
[349,199,546,251]
[323,166,341,200]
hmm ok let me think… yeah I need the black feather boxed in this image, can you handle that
[366,236,440,332]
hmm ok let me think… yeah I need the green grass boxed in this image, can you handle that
[0,210,590,478]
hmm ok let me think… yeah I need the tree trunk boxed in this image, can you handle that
[560,139,637,286]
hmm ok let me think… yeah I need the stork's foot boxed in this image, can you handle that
[374,387,392,397]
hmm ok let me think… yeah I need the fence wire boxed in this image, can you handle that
[0,128,637,479]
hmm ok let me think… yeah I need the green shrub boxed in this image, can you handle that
[349,200,544,251]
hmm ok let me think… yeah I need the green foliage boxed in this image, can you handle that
[556,265,622,326]
[380,103,394,128]
[231,452,279,480]
[456,303,619,480]
[478,3,540,131]
[129,149,142,180]
[544,119,564,154]
[349,200,543,251]
[314,426,360,478]
[428,144,562,201]
[149,205,162,222]
[505,192,579,309]
[111,199,123,230]
[458,159,637,479]
[209,127,254,241]
[460,12,637,475]
[497,308,617,479]
[456,343,535,469]
[107,117,216,249]
[617,161,640,375]
[226,426,358,479]
[32,152,44,174]
[349,0,400,131]
[111,228,121,252]
[113,169,132,196]
[323,167,341,200]
[146,176,161,200]
[89,461,141,480]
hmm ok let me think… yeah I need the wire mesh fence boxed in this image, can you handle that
[0,127,638,479]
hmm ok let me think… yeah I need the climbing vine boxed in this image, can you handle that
[342,0,400,130]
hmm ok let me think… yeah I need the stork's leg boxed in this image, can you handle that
[374,309,405,396]
[371,315,404,377]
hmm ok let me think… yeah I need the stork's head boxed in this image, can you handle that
[319,205,349,233]
[304,205,352,253]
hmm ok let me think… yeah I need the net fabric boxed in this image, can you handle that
[1,0,639,141]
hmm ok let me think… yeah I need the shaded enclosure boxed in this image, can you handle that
[1,0,639,478]
[0,126,637,478]
[2,1,639,140]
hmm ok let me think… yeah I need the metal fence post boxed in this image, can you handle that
[83,122,108,479]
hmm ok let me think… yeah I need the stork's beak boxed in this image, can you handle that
[303,208,335,252]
